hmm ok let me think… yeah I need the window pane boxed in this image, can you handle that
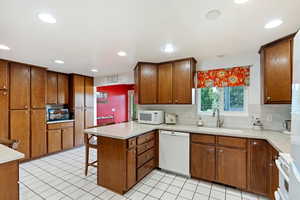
[224,86,244,111]
[200,87,219,111]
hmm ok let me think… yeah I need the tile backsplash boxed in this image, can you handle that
[137,104,291,131]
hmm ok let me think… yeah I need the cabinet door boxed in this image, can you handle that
[58,74,69,105]
[0,161,19,200]
[47,71,58,104]
[127,148,136,189]
[216,147,246,189]
[247,139,269,195]
[191,143,215,181]
[173,59,194,104]
[74,108,85,146]
[48,129,62,153]
[31,67,46,109]
[158,63,173,104]
[0,60,9,90]
[0,90,9,139]
[264,39,292,104]
[73,75,85,108]
[85,107,94,128]
[62,127,74,150]
[139,64,157,104]
[31,109,46,158]
[268,145,279,200]
[85,77,94,108]
[10,110,30,159]
[10,63,30,110]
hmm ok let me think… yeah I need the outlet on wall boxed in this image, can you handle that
[266,114,273,122]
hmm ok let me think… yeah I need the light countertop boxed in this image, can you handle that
[84,122,291,153]
[47,119,75,124]
[0,144,24,164]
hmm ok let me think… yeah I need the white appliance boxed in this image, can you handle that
[159,130,190,176]
[165,113,177,125]
[137,110,164,125]
[275,153,292,200]
[289,31,300,200]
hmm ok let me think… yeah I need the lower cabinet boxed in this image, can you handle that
[0,160,20,200]
[31,109,47,158]
[48,130,62,153]
[62,127,74,150]
[126,147,136,189]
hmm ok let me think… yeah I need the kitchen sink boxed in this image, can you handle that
[195,126,244,135]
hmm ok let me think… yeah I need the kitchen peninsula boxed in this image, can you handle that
[84,122,290,198]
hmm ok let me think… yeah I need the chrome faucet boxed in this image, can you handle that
[212,108,224,128]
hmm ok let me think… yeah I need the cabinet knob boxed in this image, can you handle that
[3,85,6,89]
[2,91,7,96]
[24,105,28,109]
[267,97,271,101]
[252,141,257,145]
[219,149,224,153]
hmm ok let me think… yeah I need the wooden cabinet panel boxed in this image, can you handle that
[84,107,94,128]
[0,90,9,139]
[263,38,293,104]
[10,110,30,159]
[137,159,155,181]
[47,122,74,130]
[127,138,136,149]
[72,75,85,108]
[137,140,155,155]
[126,148,136,189]
[48,129,62,153]
[217,136,246,149]
[173,59,194,104]
[158,63,173,104]
[137,148,155,168]
[47,71,58,104]
[84,77,94,107]
[0,60,9,90]
[191,134,216,144]
[62,127,74,150]
[139,64,157,104]
[247,139,269,195]
[191,143,216,181]
[58,74,69,105]
[74,108,85,146]
[31,109,46,158]
[137,132,155,145]
[10,63,30,110]
[0,161,19,200]
[31,67,46,109]
[216,146,246,189]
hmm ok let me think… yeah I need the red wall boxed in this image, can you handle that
[97,84,134,125]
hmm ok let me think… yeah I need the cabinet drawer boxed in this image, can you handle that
[137,159,155,181]
[47,122,74,130]
[191,134,216,144]
[137,148,155,168]
[127,137,136,149]
[217,136,246,149]
[137,140,155,155]
[137,132,155,145]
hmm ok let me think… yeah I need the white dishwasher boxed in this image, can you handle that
[159,130,190,176]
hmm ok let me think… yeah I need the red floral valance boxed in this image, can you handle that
[197,66,250,88]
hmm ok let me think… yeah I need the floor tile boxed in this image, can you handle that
[161,192,177,200]
[178,189,195,200]
[193,193,209,200]
[148,188,164,198]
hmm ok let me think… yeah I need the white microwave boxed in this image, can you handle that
[138,110,164,125]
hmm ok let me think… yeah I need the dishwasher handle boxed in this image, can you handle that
[160,131,189,137]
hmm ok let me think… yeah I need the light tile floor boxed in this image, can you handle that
[19,147,269,200]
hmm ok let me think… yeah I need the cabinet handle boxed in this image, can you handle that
[3,91,7,96]
[3,85,6,89]
[267,96,271,101]
[24,105,28,109]
[252,141,257,145]
[219,149,224,153]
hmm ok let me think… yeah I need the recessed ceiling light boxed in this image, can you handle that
[54,60,64,64]
[163,44,175,53]
[90,69,98,73]
[38,13,56,24]
[205,9,221,20]
[234,0,249,4]
[0,44,10,50]
[117,51,127,57]
[264,19,283,29]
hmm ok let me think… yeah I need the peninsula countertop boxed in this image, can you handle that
[0,144,24,164]
[84,122,291,153]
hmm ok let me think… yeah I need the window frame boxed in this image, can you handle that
[196,86,249,117]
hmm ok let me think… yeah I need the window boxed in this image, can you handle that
[198,86,247,115]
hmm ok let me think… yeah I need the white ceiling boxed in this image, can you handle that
[0,0,299,77]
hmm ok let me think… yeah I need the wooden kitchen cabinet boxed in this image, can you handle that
[173,59,196,104]
[31,109,47,158]
[47,71,58,104]
[58,73,69,105]
[47,129,62,153]
[0,90,9,139]
[10,63,30,110]
[84,77,94,128]
[62,127,74,150]
[0,60,9,90]
[158,63,173,104]
[260,34,294,104]
[216,146,247,189]
[0,161,20,200]
[126,147,137,189]
[247,139,269,196]
[191,143,216,181]
[31,66,46,109]
[10,110,30,159]
[74,108,85,146]
[71,74,85,108]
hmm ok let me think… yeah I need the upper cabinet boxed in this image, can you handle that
[58,73,69,105]
[84,76,94,108]
[0,60,9,90]
[47,71,58,104]
[135,58,196,105]
[71,74,85,108]
[10,63,30,110]
[260,34,294,104]
[31,66,46,109]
